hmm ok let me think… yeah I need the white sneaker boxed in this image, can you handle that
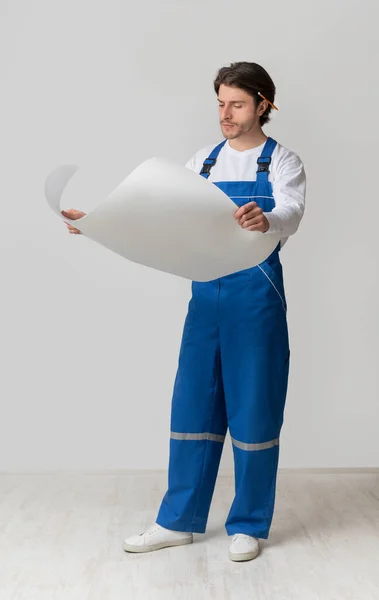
[122,523,193,553]
[229,534,260,562]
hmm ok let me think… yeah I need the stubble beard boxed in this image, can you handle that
[221,117,257,140]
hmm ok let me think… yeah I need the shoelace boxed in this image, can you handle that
[139,525,154,536]
[232,533,255,542]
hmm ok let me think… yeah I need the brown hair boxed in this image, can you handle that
[214,62,276,126]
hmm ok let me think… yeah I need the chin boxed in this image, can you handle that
[223,131,239,140]
[222,127,239,140]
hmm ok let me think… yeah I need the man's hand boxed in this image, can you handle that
[234,202,270,233]
[61,209,87,234]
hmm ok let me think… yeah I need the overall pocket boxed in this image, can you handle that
[257,260,287,313]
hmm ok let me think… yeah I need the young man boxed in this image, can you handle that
[63,62,306,562]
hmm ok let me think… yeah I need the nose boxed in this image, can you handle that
[220,105,232,121]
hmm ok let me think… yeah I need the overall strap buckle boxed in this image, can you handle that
[257,156,272,173]
[200,157,217,176]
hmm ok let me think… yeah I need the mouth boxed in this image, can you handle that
[222,123,235,128]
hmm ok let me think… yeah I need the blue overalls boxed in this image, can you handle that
[156,137,290,539]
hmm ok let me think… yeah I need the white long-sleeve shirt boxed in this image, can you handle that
[185,139,306,247]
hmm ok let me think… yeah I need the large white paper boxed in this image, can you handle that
[45,157,281,281]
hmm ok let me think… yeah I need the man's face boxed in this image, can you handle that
[218,84,262,139]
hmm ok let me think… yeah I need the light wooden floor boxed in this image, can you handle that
[0,472,378,600]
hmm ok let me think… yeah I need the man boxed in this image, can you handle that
[63,62,306,562]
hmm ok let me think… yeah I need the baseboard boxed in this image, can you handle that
[222,467,379,475]
[0,467,378,475]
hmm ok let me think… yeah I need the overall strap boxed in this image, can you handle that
[257,137,281,257]
[256,137,277,182]
[199,140,227,179]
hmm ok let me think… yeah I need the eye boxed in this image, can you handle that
[234,104,243,108]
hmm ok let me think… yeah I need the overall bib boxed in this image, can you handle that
[156,137,290,538]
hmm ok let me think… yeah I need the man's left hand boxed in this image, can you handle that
[234,202,270,233]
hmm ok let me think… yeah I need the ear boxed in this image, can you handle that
[257,99,268,116]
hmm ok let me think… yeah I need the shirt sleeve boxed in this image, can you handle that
[264,151,306,238]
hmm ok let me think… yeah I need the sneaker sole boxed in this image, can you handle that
[229,547,260,562]
[123,536,193,553]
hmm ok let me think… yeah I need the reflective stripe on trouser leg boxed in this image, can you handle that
[156,288,228,534]
[171,432,226,443]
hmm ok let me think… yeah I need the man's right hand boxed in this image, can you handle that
[61,209,87,234]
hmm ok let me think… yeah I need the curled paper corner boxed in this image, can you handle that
[44,164,80,220]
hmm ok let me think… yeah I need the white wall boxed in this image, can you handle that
[1,0,378,470]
